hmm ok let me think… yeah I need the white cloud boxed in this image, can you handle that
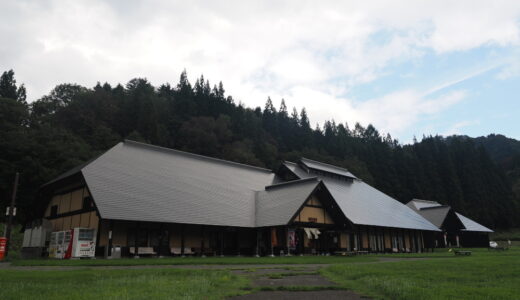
[1,0,519,139]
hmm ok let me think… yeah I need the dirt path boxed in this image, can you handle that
[228,266,369,300]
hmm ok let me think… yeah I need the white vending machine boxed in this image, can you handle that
[70,228,97,258]
[48,228,96,259]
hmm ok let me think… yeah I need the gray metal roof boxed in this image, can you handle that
[456,213,493,232]
[300,158,357,179]
[407,199,442,210]
[414,206,451,228]
[255,178,320,227]
[284,162,440,231]
[407,199,493,232]
[81,140,277,227]
[44,140,444,231]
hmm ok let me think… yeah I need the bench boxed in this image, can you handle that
[171,247,195,256]
[356,250,369,255]
[454,250,472,256]
[129,247,156,256]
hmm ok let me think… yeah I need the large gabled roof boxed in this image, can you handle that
[79,140,278,227]
[283,162,439,231]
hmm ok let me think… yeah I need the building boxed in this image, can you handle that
[406,199,493,247]
[34,140,442,258]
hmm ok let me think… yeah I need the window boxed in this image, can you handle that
[82,196,93,210]
[50,205,58,217]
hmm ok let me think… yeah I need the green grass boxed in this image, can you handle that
[12,255,377,266]
[322,248,520,300]
[0,268,249,300]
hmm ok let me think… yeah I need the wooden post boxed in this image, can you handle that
[157,223,164,257]
[107,220,114,258]
[286,228,290,256]
[200,225,205,257]
[134,222,139,258]
[181,224,185,257]
[270,228,275,257]
[4,172,19,258]
[219,229,224,257]
[255,229,260,257]
[236,230,241,257]
[300,229,304,256]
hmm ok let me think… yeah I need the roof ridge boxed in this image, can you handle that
[124,140,273,174]
[264,177,319,190]
[300,157,352,172]
[421,205,451,210]
[411,198,441,204]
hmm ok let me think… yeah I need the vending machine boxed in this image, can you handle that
[49,228,96,259]
[66,228,97,259]
[48,230,71,259]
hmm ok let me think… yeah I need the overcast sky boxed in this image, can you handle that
[1,0,519,142]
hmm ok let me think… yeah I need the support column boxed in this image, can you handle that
[236,230,241,257]
[106,220,114,258]
[420,231,424,252]
[220,229,224,257]
[255,229,260,257]
[200,225,206,257]
[269,228,274,257]
[180,224,186,257]
[157,223,164,258]
[134,222,139,258]
[286,228,291,256]
[300,229,304,256]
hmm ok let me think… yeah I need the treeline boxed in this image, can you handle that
[0,69,518,228]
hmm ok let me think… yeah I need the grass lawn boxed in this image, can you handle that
[322,248,520,300]
[12,255,377,266]
[0,268,249,300]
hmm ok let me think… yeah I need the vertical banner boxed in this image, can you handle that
[288,229,296,249]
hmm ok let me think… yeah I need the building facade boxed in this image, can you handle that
[33,140,455,258]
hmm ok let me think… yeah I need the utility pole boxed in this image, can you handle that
[4,172,19,258]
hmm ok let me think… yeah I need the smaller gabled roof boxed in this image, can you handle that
[255,178,320,227]
[456,213,493,233]
[406,199,493,233]
[300,158,357,179]
[407,199,442,210]
[416,206,452,228]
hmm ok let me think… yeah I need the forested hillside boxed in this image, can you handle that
[1,69,518,229]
